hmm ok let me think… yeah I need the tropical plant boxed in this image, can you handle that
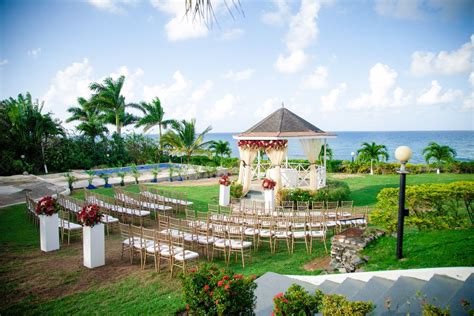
[134,97,176,153]
[318,143,333,164]
[130,165,140,184]
[209,140,232,166]
[88,75,139,135]
[99,173,112,188]
[151,168,160,183]
[168,165,174,181]
[161,119,212,164]
[63,172,77,192]
[66,97,108,141]
[423,142,457,174]
[116,171,126,186]
[85,170,96,189]
[357,142,389,175]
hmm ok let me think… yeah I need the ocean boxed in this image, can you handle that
[202,131,474,164]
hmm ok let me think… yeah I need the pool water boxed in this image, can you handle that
[89,163,180,175]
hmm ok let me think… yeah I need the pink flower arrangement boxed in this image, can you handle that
[77,204,102,227]
[218,175,231,186]
[238,139,288,150]
[35,196,59,216]
[262,178,277,190]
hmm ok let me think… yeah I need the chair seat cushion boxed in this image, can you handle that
[292,231,307,239]
[146,244,169,253]
[214,238,230,248]
[197,236,216,245]
[174,250,199,261]
[259,229,274,238]
[274,231,292,238]
[101,215,119,223]
[228,240,252,249]
[308,230,325,237]
[325,221,337,227]
[58,219,82,230]
[160,246,183,257]
[244,228,260,236]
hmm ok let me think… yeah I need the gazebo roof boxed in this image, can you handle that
[235,107,335,139]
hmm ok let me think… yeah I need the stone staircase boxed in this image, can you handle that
[254,268,474,315]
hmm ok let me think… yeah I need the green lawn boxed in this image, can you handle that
[1,173,472,314]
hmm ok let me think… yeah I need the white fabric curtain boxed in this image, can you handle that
[265,147,288,192]
[299,139,323,190]
[239,147,258,194]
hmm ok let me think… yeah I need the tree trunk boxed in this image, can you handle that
[158,124,163,158]
[116,113,121,135]
[370,159,373,175]
[41,139,48,174]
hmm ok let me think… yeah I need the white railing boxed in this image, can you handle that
[251,162,326,189]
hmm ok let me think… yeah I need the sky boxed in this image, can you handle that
[0,0,473,134]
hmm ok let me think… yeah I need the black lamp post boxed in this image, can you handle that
[395,146,412,260]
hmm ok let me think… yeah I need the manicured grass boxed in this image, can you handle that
[362,228,474,271]
[336,173,474,206]
[0,204,39,251]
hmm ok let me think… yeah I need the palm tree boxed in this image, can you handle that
[423,142,456,174]
[66,97,108,140]
[318,144,333,164]
[357,142,389,175]
[89,75,139,135]
[134,97,176,152]
[209,140,232,166]
[161,119,212,164]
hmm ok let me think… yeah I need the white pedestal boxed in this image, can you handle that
[39,213,60,252]
[219,185,230,206]
[264,189,275,211]
[83,224,105,269]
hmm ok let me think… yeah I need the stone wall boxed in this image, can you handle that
[330,228,385,273]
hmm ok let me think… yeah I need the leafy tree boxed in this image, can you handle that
[318,143,333,164]
[134,97,176,153]
[161,119,212,164]
[89,75,139,135]
[357,142,389,175]
[66,97,108,140]
[209,140,232,165]
[423,142,456,174]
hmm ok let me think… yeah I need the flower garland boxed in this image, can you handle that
[262,178,277,190]
[218,175,231,186]
[77,204,102,227]
[35,196,59,216]
[238,139,288,150]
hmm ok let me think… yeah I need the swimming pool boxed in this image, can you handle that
[89,163,181,175]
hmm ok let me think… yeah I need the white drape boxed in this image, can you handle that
[299,139,323,190]
[239,147,258,194]
[265,147,288,193]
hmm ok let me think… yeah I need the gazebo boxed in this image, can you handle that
[233,106,336,195]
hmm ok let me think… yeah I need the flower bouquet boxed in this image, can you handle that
[35,196,59,216]
[78,204,102,227]
[262,178,277,190]
[79,204,105,268]
[218,175,231,186]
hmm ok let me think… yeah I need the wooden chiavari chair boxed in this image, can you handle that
[307,213,327,254]
[272,216,292,254]
[291,216,309,253]
[227,223,252,268]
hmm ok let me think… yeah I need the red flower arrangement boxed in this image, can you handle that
[218,175,231,186]
[262,178,277,190]
[35,196,59,216]
[238,139,288,150]
[77,204,102,227]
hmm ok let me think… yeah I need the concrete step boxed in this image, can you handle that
[373,276,427,315]
[329,278,366,298]
[316,280,340,294]
[447,273,474,315]
[398,274,464,314]
[349,276,394,303]
[254,272,318,316]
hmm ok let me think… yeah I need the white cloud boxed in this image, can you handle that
[469,72,474,86]
[410,35,473,76]
[374,0,473,20]
[208,94,237,120]
[28,48,42,59]
[220,28,244,40]
[107,66,144,101]
[462,93,474,110]
[255,98,281,118]
[87,0,137,14]
[301,66,328,89]
[349,63,410,110]
[223,68,255,81]
[0,59,8,66]
[416,80,463,105]
[150,0,208,41]
[321,83,347,112]
[191,80,213,101]
[275,50,308,74]
[143,70,190,103]
[262,0,290,26]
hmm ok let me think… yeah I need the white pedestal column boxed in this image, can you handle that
[264,189,275,211]
[39,213,60,252]
[219,185,230,206]
[83,223,105,269]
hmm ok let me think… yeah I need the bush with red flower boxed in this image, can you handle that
[218,175,231,186]
[272,285,321,316]
[35,196,59,216]
[77,204,102,227]
[180,263,256,316]
[262,178,277,190]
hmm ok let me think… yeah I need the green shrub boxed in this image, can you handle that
[371,181,474,233]
[272,284,320,316]
[180,263,256,316]
[230,182,244,198]
[421,303,450,316]
[278,180,350,204]
[321,294,375,316]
